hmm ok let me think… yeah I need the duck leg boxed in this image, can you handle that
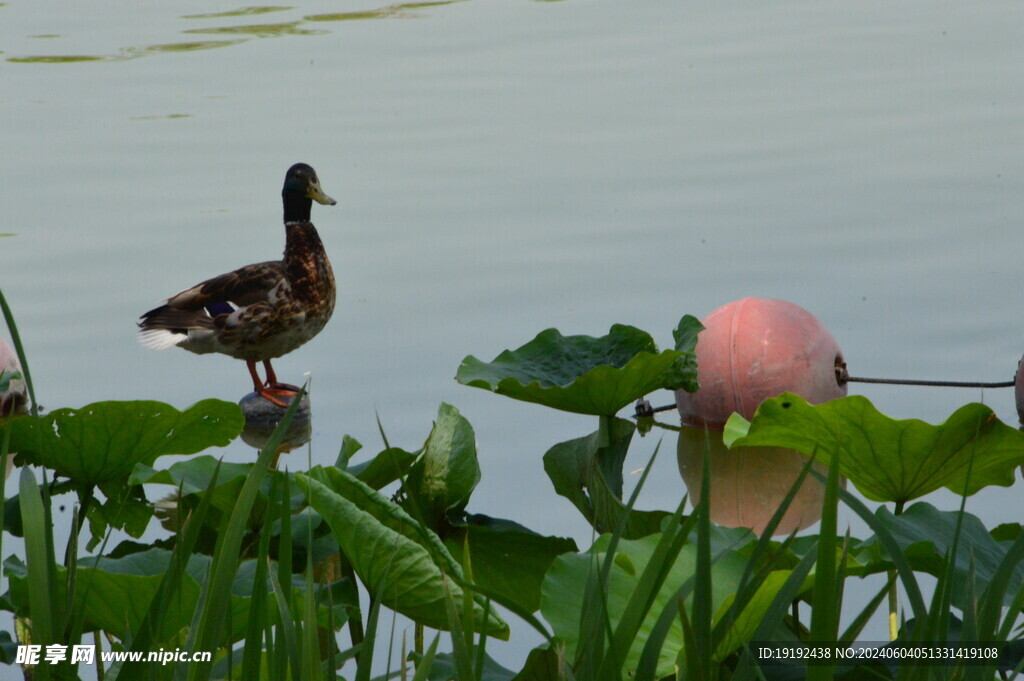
[247,360,296,408]
[262,360,301,392]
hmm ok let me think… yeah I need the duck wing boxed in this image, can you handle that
[138,261,288,349]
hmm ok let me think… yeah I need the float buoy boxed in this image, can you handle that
[0,337,27,417]
[677,297,846,428]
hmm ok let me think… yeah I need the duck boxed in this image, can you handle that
[138,163,337,407]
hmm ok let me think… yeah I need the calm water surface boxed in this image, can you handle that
[4,0,1024,668]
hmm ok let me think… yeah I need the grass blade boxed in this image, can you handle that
[355,596,382,681]
[633,551,698,681]
[980,527,1024,639]
[575,438,664,678]
[829,479,928,622]
[301,546,320,681]
[731,548,818,680]
[690,435,714,677]
[19,468,53,681]
[839,574,894,644]
[710,455,819,657]
[241,475,279,680]
[598,442,693,679]
[601,497,691,680]
[268,557,301,678]
[188,386,306,680]
[411,634,441,681]
[443,577,475,681]
[807,449,841,681]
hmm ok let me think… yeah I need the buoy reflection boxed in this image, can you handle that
[676,426,841,536]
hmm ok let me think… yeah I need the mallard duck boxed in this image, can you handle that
[138,163,337,407]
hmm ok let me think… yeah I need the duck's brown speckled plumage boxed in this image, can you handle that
[138,163,337,406]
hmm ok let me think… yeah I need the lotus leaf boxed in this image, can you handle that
[6,399,242,488]
[456,317,701,415]
[724,394,1024,503]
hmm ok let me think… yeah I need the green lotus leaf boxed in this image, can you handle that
[85,494,153,551]
[346,446,418,490]
[3,550,267,644]
[130,454,254,496]
[297,468,509,638]
[724,393,1024,503]
[456,317,701,416]
[420,652,519,681]
[406,403,481,528]
[444,515,577,614]
[543,417,669,538]
[129,455,257,532]
[6,399,243,487]
[866,502,1024,610]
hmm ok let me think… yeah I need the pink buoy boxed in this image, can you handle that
[1,336,27,418]
[677,298,846,429]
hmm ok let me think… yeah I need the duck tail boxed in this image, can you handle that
[137,305,209,350]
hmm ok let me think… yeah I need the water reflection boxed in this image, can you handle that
[7,1,457,64]
[120,41,245,57]
[676,426,837,536]
[183,23,326,38]
[306,1,459,22]
[239,392,312,464]
[128,114,192,121]
[8,55,105,64]
[181,7,294,20]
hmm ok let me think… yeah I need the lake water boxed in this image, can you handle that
[4,0,1023,672]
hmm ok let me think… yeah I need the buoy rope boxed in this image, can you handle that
[634,369,1016,419]
[838,366,1014,389]
[844,376,1015,388]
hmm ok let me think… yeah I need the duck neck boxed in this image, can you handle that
[282,191,313,223]
[284,221,325,260]
[283,221,330,300]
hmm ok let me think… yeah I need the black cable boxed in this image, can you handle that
[837,363,1015,389]
[844,376,1015,389]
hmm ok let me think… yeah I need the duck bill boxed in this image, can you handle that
[307,182,337,206]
